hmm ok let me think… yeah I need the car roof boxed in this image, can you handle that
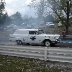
[16,29,39,31]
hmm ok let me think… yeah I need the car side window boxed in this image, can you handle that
[29,31,37,35]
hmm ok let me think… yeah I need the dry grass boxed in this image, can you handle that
[0,55,61,72]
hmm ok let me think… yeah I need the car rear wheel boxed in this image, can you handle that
[16,40,22,45]
[44,40,51,47]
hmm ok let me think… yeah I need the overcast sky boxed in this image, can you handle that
[5,0,36,17]
[5,0,52,17]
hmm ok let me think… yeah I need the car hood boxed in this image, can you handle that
[40,34,60,37]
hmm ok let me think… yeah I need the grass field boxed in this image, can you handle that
[0,55,62,72]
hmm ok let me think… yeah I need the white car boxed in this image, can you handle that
[9,29,60,46]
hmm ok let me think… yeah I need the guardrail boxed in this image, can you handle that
[0,45,72,63]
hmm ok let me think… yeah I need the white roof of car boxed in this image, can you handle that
[17,29,39,31]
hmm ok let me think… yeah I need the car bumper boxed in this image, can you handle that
[52,39,60,44]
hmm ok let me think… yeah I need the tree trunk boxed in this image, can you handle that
[66,1,70,34]
[65,25,69,34]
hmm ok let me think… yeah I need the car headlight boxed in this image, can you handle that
[56,39,60,43]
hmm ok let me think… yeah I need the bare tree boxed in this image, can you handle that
[47,0,72,34]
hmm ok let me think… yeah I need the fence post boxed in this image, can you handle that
[44,47,47,61]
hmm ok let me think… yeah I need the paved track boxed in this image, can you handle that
[0,41,72,48]
[0,31,72,48]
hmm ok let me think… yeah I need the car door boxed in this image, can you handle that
[28,31,37,44]
[34,34,44,44]
[28,31,42,44]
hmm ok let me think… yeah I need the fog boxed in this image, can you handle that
[5,0,36,16]
[2,0,54,32]
[0,0,55,36]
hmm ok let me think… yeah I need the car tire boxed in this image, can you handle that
[44,40,51,47]
[16,40,22,45]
